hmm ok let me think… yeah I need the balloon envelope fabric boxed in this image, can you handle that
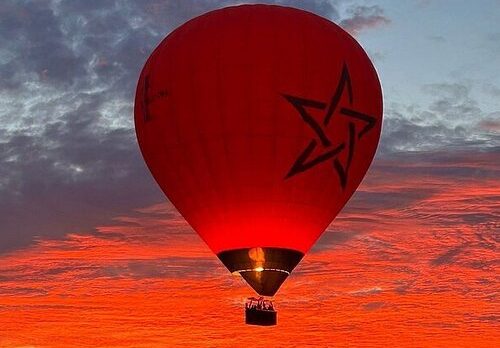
[135,4,383,296]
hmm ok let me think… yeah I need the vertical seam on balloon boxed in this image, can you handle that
[188,19,207,230]
[199,14,225,240]
[149,29,186,216]
[172,28,195,217]
[269,10,279,239]
[173,24,200,220]
[215,14,231,246]
[291,15,311,238]
[246,8,257,247]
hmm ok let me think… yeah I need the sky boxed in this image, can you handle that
[0,0,498,347]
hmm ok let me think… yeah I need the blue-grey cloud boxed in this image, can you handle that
[0,0,390,252]
[379,82,499,155]
[339,5,390,36]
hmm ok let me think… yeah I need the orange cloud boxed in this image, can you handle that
[0,152,498,347]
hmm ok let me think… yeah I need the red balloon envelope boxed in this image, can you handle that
[135,5,382,297]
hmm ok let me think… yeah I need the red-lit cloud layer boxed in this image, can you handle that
[0,151,498,347]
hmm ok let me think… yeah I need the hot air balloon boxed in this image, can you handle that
[134,4,382,325]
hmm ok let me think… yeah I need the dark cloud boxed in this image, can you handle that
[0,124,164,252]
[312,229,363,252]
[126,0,341,32]
[363,301,385,311]
[348,189,435,212]
[101,257,220,280]
[0,1,85,88]
[429,235,498,270]
[0,287,48,297]
[0,0,165,251]
[486,32,500,42]
[430,244,468,266]
[475,315,499,323]
[349,287,383,296]
[379,114,472,153]
[478,117,500,132]
[482,83,500,98]
[379,82,499,155]
[339,5,390,36]
[427,35,446,43]
[423,83,480,118]
[414,0,432,7]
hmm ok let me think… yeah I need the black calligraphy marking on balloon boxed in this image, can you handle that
[142,75,151,122]
[282,63,377,189]
[142,74,169,123]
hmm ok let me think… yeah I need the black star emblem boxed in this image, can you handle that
[283,63,377,189]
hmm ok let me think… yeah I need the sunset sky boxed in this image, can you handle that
[0,1,499,347]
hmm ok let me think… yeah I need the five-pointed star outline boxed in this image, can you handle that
[282,63,377,189]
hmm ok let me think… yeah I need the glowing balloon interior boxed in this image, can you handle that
[134,5,382,299]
